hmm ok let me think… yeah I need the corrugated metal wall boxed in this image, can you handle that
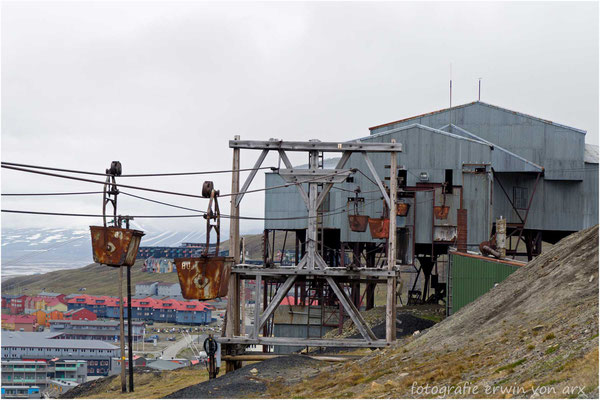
[447,252,522,315]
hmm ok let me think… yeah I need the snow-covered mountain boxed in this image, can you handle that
[1,227,210,281]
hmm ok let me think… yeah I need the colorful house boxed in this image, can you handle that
[1,314,37,331]
[175,301,212,325]
[24,297,47,314]
[45,298,68,313]
[5,295,27,315]
[38,292,67,305]
[64,308,97,321]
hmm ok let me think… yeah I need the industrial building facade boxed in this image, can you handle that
[262,101,598,303]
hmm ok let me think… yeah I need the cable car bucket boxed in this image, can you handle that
[175,181,233,300]
[90,161,145,267]
[347,187,369,232]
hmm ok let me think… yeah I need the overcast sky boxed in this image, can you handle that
[1,1,598,234]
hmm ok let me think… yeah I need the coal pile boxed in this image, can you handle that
[165,355,323,399]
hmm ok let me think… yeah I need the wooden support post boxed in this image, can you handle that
[253,275,262,339]
[225,136,242,373]
[118,266,126,393]
[226,136,241,352]
[240,237,246,335]
[386,139,398,343]
[307,150,319,270]
[126,266,134,392]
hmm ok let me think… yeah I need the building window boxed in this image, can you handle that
[513,187,528,209]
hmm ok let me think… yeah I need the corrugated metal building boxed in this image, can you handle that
[262,101,598,302]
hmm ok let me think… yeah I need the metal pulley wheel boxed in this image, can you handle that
[204,335,218,356]
[202,181,214,198]
[107,161,122,176]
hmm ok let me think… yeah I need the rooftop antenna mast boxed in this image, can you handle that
[478,78,482,101]
[449,63,453,132]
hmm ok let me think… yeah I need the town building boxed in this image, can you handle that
[135,281,159,296]
[1,385,41,399]
[1,331,119,376]
[1,361,49,388]
[48,320,144,342]
[63,308,97,321]
[157,282,182,297]
[1,315,37,332]
[47,359,87,383]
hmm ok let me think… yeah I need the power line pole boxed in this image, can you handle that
[118,266,126,393]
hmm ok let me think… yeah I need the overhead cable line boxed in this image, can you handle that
[0,161,275,177]
[1,164,351,199]
[1,191,104,197]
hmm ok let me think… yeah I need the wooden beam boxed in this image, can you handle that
[226,137,242,338]
[316,151,352,208]
[230,139,402,153]
[253,275,262,339]
[277,150,309,208]
[217,336,389,348]
[386,139,398,343]
[235,149,269,207]
[362,152,391,208]
[257,276,297,331]
[325,277,377,341]
[222,354,361,362]
[231,265,399,277]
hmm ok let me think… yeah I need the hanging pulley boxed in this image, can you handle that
[90,161,144,267]
[174,181,233,301]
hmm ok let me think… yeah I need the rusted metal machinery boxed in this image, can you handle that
[175,182,234,301]
[219,138,402,371]
[89,161,143,393]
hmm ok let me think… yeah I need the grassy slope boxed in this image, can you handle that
[267,226,599,398]
[1,260,179,297]
[60,366,222,399]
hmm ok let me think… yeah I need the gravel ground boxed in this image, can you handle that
[165,355,325,398]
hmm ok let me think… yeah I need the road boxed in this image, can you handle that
[136,334,206,360]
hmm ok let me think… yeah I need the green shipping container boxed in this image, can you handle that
[446,252,524,315]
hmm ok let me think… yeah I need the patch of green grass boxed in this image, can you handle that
[591,333,598,339]
[544,333,556,341]
[495,358,526,373]
[527,344,535,351]
[540,379,560,386]
[545,345,559,355]
[419,314,443,323]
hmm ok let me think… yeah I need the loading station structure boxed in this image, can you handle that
[217,101,598,365]
[219,138,403,362]
[259,101,598,307]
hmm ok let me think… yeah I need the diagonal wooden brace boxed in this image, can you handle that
[257,276,297,332]
[325,277,377,342]
[235,149,269,208]
[278,149,310,208]
[362,152,391,208]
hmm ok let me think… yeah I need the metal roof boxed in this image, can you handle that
[369,101,586,135]
[358,123,492,147]
[147,360,186,371]
[1,331,119,350]
[585,144,599,164]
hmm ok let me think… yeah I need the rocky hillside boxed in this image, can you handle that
[269,226,599,398]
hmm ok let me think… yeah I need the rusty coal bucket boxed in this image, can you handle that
[368,218,390,239]
[175,256,234,300]
[348,215,369,232]
[396,202,411,217]
[90,226,145,267]
[433,205,450,220]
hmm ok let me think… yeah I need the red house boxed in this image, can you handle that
[64,308,97,321]
[8,295,27,314]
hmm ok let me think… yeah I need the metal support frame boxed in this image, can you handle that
[222,138,403,356]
